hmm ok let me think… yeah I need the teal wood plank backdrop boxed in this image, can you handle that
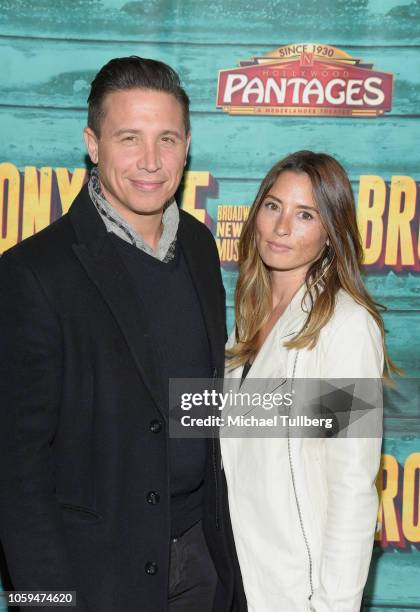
[1,110,420,178]
[1,40,419,115]
[0,0,420,44]
[0,1,419,610]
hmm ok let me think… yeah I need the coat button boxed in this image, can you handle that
[149,419,163,434]
[146,491,160,505]
[145,561,158,575]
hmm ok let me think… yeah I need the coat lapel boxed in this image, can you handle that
[177,213,225,377]
[224,284,310,412]
[69,186,166,418]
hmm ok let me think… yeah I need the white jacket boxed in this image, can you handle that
[221,285,383,612]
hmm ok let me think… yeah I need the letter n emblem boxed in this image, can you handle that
[300,52,314,66]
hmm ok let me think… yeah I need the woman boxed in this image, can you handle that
[221,151,397,612]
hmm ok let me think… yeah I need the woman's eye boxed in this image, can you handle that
[264,201,278,211]
[299,211,313,220]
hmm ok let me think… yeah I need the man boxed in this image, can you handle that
[0,57,246,612]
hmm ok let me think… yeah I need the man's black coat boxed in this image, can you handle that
[0,185,246,612]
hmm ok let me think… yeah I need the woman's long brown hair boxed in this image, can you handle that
[227,150,399,379]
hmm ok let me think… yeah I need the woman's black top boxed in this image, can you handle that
[240,361,252,386]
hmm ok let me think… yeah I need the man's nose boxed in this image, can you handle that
[137,141,161,173]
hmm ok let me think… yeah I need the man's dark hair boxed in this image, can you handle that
[87,56,190,136]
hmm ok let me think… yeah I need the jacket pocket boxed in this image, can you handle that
[59,502,103,522]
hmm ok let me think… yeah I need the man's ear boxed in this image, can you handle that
[184,132,191,166]
[84,127,99,164]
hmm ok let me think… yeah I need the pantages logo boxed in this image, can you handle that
[216,43,393,117]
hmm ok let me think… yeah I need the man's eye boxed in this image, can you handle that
[122,136,136,142]
[162,136,176,144]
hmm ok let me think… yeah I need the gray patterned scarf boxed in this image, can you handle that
[88,166,179,262]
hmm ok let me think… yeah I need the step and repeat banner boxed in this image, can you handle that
[0,1,419,610]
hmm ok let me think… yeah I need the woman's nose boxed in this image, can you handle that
[274,212,292,236]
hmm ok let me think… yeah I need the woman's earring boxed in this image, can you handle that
[311,244,333,289]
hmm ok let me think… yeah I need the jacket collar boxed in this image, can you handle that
[69,183,111,256]
[274,282,311,340]
[225,283,310,389]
